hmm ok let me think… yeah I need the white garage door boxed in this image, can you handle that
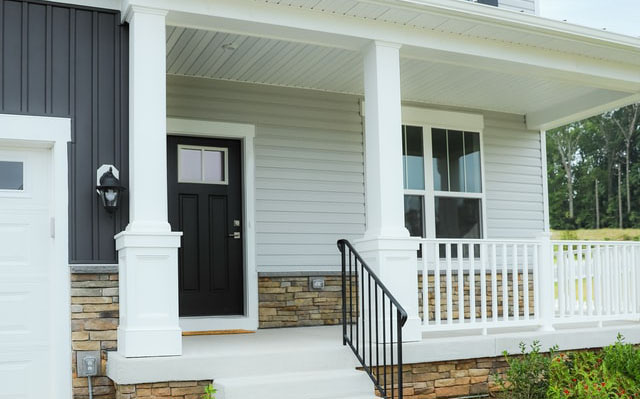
[0,146,54,399]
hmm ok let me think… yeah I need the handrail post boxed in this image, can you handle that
[537,232,555,331]
[339,240,347,346]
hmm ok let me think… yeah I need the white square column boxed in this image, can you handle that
[356,41,421,342]
[115,5,182,358]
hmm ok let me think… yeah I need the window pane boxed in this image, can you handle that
[402,125,424,190]
[464,132,482,193]
[179,148,202,182]
[404,195,424,237]
[447,130,464,192]
[203,150,225,183]
[0,161,23,190]
[431,128,448,191]
[435,197,482,239]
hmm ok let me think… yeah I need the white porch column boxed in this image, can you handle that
[115,5,182,358]
[356,41,421,342]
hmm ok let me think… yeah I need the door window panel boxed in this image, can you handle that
[179,148,202,182]
[0,161,24,190]
[203,150,225,183]
[178,146,228,184]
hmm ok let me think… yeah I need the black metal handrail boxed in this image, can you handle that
[337,239,408,399]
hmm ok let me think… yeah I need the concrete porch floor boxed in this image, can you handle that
[107,322,640,387]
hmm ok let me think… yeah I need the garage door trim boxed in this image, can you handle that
[0,113,72,399]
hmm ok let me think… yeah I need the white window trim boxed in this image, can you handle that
[177,144,229,185]
[402,106,488,239]
[167,117,258,332]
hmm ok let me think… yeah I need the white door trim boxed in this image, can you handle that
[167,117,258,332]
[0,113,72,399]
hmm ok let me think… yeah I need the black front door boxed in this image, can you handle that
[168,136,244,317]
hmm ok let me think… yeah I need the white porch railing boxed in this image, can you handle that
[554,241,640,323]
[417,238,640,333]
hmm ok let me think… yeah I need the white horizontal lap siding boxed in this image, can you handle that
[498,0,536,14]
[167,76,365,273]
[483,113,544,239]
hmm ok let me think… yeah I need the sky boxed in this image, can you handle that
[538,0,640,37]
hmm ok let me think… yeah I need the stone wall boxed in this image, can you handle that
[258,275,346,328]
[71,272,119,399]
[418,272,536,321]
[115,381,213,399]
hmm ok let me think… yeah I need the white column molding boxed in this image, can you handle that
[116,5,182,357]
[357,41,421,342]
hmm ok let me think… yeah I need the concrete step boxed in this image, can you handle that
[215,369,374,399]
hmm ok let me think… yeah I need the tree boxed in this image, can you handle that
[609,104,639,214]
[548,124,580,219]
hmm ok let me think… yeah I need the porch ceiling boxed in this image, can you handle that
[167,26,633,128]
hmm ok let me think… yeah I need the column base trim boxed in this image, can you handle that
[117,326,182,358]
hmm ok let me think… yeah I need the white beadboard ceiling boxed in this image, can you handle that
[166,26,625,116]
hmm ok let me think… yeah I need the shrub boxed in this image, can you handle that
[202,383,217,399]
[493,341,554,399]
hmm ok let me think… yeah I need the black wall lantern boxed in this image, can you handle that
[96,165,125,213]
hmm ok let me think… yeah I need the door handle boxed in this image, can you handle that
[228,232,241,239]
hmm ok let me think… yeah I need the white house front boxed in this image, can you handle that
[1,0,640,398]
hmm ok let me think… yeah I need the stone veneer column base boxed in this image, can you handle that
[115,381,212,399]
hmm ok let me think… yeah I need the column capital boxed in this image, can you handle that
[368,40,403,50]
[123,4,168,23]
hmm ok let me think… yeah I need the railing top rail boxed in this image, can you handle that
[551,240,640,246]
[337,239,408,326]
[417,238,540,244]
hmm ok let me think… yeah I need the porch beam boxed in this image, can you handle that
[526,92,640,130]
[125,0,640,93]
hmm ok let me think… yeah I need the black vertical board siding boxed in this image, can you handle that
[0,0,129,263]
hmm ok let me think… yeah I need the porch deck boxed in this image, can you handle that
[107,322,640,387]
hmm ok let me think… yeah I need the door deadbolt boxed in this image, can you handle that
[228,232,241,239]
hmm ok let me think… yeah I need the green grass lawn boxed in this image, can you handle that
[551,228,640,241]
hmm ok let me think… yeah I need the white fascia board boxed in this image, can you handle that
[527,92,640,130]
[132,0,640,93]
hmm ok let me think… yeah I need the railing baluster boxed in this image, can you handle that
[605,245,612,315]
[568,244,576,316]
[614,246,620,314]
[512,244,519,321]
[368,274,372,371]
[446,243,453,324]
[470,244,476,324]
[533,243,539,320]
[390,296,394,399]
[422,243,428,325]
[502,244,509,320]
[434,243,441,325]
[558,244,565,317]
[577,244,584,316]
[458,243,464,324]
[480,243,487,326]
[633,246,639,315]
[586,244,593,316]
[491,243,498,323]
[595,244,602,317]
[375,283,379,384]
[523,244,529,320]
[623,246,629,314]
[382,292,386,397]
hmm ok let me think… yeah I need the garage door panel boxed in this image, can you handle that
[0,213,49,271]
[0,282,50,344]
[0,351,49,399]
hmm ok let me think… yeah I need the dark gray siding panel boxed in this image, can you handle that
[0,0,129,263]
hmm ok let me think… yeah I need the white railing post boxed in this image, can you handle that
[537,232,555,331]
